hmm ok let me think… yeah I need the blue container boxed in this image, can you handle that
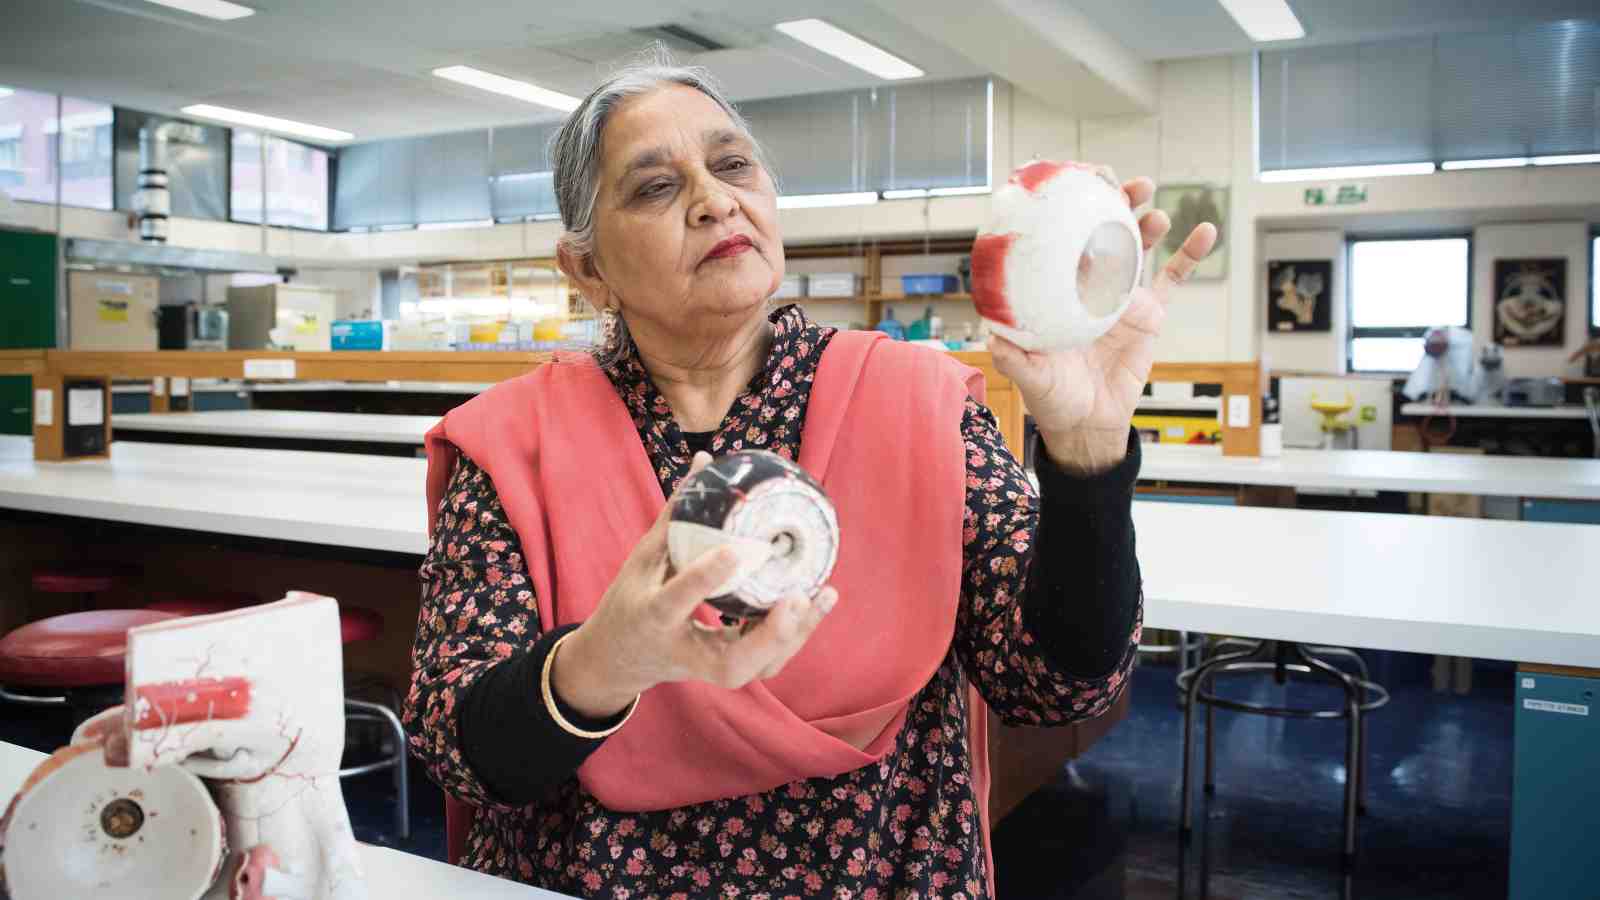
[331,320,386,351]
[1511,668,1600,900]
[901,273,960,296]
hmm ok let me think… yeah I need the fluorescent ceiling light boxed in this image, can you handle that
[1259,162,1435,183]
[530,212,563,222]
[1531,153,1600,166]
[1441,157,1530,170]
[432,66,580,112]
[882,189,929,200]
[416,219,496,231]
[181,104,352,142]
[142,0,254,20]
[0,88,12,99]
[776,191,880,210]
[1216,0,1305,41]
[774,19,923,80]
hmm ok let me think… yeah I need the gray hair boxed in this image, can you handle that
[549,45,770,362]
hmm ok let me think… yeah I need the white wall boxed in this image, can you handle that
[291,268,382,320]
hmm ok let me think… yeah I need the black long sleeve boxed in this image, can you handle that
[458,624,634,804]
[1022,428,1142,678]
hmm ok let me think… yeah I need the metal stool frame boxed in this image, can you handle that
[1177,639,1389,862]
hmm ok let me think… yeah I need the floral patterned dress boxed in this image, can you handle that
[404,305,1142,899]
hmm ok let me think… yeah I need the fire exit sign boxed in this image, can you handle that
[1304,184,1368,206]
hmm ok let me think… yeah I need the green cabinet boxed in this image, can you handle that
[0,229,57,434]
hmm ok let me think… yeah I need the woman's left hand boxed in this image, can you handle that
[990,175,1218,475]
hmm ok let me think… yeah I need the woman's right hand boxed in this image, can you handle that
[550,452,839,720]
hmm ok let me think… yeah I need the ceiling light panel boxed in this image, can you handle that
[143,0,255,21]
[774,19,923,80]
[180,104,352,142]
[432,66,581,113]
[1216,0,1304,42]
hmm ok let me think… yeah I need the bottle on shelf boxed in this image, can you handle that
[875,307,906,341]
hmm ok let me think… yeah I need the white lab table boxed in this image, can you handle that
[0,436,425,554]
[114,410,438,445]
[1399,401,1589,420]
[1139,444,1600,500]
[4,436,1598,669]
[113,380,494,396]
[0,739,568,899]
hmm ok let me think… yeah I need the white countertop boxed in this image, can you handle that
[0,740,567,899]
[4,436,1598,667]
[115,410,438,445]
[1139,444,1600,499]
[0,436,426,554]
[113,380,494,396]
[1400,401,1589,420]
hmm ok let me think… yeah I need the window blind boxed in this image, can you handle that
[1260,19,1600,171]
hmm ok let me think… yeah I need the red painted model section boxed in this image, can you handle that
[970,233,1018,326]
[133,676,252,728]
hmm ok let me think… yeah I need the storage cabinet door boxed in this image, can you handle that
[0,229,57,434]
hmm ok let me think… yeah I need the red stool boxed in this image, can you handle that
[335,605,410,841]
[30,562,144,616]
[145,592,260,617]
[0,609,178,718]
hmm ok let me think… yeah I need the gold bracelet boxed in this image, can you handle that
[541,631,639,740]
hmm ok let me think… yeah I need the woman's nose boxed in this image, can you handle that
[690,180,737,224]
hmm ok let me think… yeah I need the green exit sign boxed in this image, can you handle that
[1304,184,1369,206]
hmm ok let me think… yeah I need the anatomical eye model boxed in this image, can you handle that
[970,160,1144,351]
[668,450,839,622]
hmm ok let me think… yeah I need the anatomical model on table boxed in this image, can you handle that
[0,593,366,900]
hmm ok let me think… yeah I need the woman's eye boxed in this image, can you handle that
[638,181,672,199]
[718,157,751,174]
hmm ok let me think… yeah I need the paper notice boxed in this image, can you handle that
[67,388,105,426]
[34,389,53,426]
[172,377,191,397]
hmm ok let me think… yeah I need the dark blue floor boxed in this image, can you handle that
[994,651,1514,900]
[2,649,1514,899]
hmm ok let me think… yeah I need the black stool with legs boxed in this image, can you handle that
[1176,639,1389,862]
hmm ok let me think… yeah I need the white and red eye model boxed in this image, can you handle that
[971,160,1144,351]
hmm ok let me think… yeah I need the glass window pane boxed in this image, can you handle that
[265,136,328,230]
[0,86,56,204]
[56,97,112,210]
[1350,238,1470,328]
[1593,236,1599,331]
[1351,337,1425,373]
[231,129,263,223]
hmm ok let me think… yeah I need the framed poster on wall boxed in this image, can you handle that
[1153,184,1228,280]
[1493,258,1566,347]
[1266,259,1333,332]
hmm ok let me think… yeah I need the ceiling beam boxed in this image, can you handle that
[867,0,1158,117]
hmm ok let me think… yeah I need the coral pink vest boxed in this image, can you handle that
[425,331,993,878]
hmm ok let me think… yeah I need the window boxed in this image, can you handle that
[1591,231,1600,335]
[1347,237,1471,373]
[0,130,18,170]
[50,99,113,209]
[1260,19,1600,173]
[230,130,330,230]
[0,86,55,204]
[114,108,229,221]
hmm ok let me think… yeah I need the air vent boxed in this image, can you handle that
[636,24,727,53]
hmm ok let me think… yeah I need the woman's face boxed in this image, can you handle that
[572,84,784,340]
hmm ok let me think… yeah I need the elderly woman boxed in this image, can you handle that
[404,56,1214,898]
